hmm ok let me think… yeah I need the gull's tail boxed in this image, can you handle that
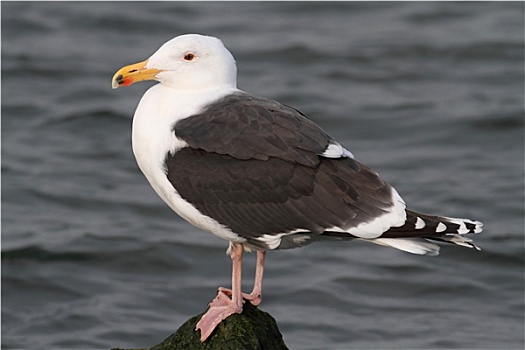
[368,210,483,256]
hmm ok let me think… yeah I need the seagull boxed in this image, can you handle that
[112,34,483,342]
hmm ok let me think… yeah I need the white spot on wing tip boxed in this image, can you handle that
[415,217,426,229]
[443,216,484,234]
[436,222,447,233]
[474,223,483,234]
[469,219,483,234]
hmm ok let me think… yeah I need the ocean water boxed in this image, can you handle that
[2,2,524,349]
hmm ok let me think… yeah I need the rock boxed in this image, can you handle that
[111,302,288,350]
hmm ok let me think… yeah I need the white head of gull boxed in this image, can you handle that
[113,34,237,91]
[112,34,483,342]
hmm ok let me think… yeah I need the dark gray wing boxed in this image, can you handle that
[165,148,395,249]
[174,92,333,167]
[167,92,481,251]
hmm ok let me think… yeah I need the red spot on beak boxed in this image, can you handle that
[122,77,133,86]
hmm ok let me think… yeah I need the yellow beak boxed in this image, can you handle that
[111,60,162,89]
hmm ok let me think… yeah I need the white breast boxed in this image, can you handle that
[131,84,245,243]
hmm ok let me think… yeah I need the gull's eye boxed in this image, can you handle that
[184,52,195,61]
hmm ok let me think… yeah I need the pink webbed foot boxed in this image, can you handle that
[195,289,243,341]
[218,287,262,306]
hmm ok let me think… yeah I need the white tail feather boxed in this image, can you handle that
[432,234,481,250]
[365,238,440,256]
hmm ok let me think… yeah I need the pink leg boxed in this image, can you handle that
[245,250,266,306]
[195,243,244,342]
[219,250,266,306]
